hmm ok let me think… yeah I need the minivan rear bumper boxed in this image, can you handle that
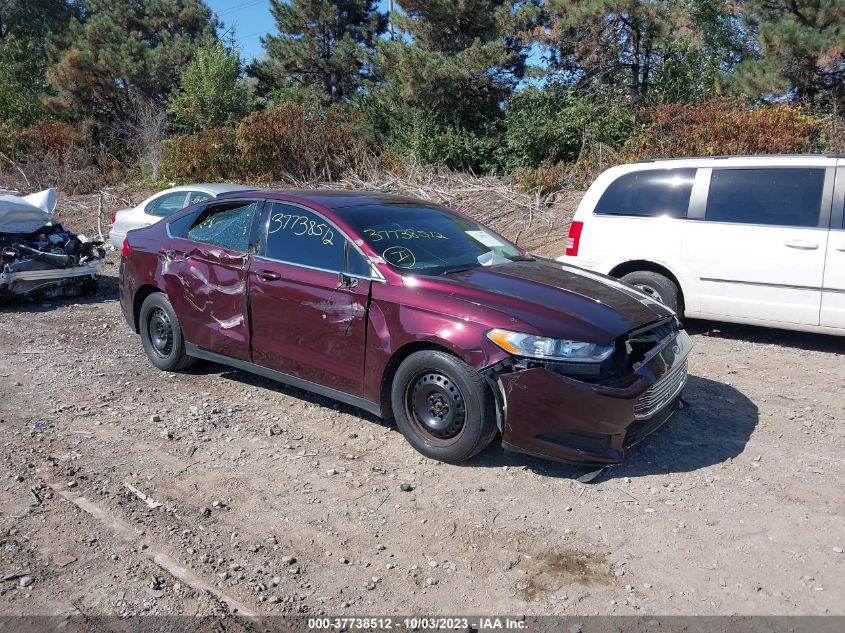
[497,329,692,464]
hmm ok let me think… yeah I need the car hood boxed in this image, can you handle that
[438,258,674,343]
[0,189,58,233]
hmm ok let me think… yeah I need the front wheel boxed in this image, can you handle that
[391,350,497,464]
[139,292,195,371]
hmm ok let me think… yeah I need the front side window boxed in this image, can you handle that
[705,168,825,228]
[595,168,696,218]
[264,203,345,272]
[336,204,525,276]
[186,201,258,252]
[147,192,189,217]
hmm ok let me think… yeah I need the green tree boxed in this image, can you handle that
[0,0,79,128]
[735,0,845,109]
[168,39,253,133]
[46,0,218,126]
[380,1,525,126]
[249,0,386,105]
[532,0,746,105]
[369,1,525,170]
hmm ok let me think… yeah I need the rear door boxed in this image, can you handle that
[683,164,833,325]
[160,198,262,360]
[248,201,374,396]
[821,164,845,329]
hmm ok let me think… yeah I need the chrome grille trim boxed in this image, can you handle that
[633,358,688,419]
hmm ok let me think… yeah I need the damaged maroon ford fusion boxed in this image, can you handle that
[119,189,692,464]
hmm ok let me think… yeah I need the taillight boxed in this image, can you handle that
[565,221,583,257]
[111,212,117,224]
[121,238,131,257]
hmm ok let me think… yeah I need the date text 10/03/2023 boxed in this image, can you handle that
[307,617,528,630]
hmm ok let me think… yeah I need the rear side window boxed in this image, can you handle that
[264,203,345,272]
[595,169,696,218]
[187,191,212,206]
[705,168,825,228]
[147,192,188,217]
[186,201,258,252]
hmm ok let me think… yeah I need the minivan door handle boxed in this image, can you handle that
[254,269,281,281]
[835,245,845,252]
[784,240,819,250]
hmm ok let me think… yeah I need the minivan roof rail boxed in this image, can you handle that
[634,153,845,163]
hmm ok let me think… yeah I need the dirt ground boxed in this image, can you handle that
[1,191,844,618]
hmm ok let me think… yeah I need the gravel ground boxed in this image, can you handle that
[1,193,844,618]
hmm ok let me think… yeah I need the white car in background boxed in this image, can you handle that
[108,184,254,250]
[559,154,845,336]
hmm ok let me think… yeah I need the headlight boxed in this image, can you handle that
[486,328,615,362]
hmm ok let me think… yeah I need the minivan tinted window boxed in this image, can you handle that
[595,168,696,218]
[705,168,825,228]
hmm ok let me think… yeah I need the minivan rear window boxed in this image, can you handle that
[595,168,695,218]
[705,168,825,228]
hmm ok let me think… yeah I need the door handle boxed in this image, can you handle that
[254,269,281,281]
[835,245,845,252]
[784,240,819,250]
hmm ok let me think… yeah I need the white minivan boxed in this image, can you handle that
[559,155,845,336]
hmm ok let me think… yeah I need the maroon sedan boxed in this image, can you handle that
[119,190,692,464]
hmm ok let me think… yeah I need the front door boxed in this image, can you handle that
[160,199,261,360]
[248,202,372,396]
[684,166,830,326]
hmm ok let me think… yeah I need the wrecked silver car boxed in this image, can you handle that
[0,189,105,301]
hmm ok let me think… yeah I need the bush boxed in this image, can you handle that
[161,128,240,182]
[626,99,823,159]
[238,102,369,182]
[498,87,634,172]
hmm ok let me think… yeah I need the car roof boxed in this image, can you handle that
[218,188,429,210]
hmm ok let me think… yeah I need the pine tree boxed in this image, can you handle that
[168,39,254,133]
[735,0,845,108]
[379,0,525,126]
[0,0,79,127]
[46,0,218,126]
[249,0,386,105]
[534,0,746,105]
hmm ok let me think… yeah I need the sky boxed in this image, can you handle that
[207,0,393,62]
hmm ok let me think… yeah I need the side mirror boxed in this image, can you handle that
[339,272,359,289]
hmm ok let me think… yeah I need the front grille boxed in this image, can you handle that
[633,358,688,419]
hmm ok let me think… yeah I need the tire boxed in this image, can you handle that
[621,270,681,314]
[391,350,497,464]
[139,292,195,372]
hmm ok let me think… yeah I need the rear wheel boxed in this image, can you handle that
[621,270,681,314]
[139,292,195,371]
[391,350,497,464]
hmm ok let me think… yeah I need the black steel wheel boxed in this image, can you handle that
[147,306,174,359]
[391,350,497,463]
[405,371,467,444]
[139,292,195,372]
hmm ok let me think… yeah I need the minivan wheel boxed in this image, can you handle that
[621,271,681,314]
[139,292,195,372]
[391,351,497,464]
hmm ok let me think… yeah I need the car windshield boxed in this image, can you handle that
[337,204,528,275]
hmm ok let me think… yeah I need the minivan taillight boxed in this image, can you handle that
[121,238,131,257]
[565,221,583,257]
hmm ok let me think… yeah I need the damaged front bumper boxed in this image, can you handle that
[0,260,103,299]
[492,328,692,464]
